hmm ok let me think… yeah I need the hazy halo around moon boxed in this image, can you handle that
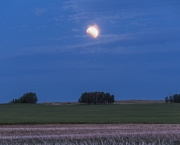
[86,25,99,38]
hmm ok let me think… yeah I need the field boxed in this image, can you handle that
[0,103,180,124]
[1,124,180,144]
[1,103,180,144]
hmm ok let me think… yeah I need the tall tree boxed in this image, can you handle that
[169,96,173,103]
[10,92,38,104]
[78,92,115,104]
[165,96,169,103]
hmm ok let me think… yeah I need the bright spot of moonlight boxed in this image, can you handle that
[86,26,99,38]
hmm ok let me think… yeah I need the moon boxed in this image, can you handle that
[86,26,99,38]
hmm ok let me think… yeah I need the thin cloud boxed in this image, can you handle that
[2,28,180,58]
[63,0,151,25]
[62,0,179,32]
[72,28,79,32]
[33,8,47,16]
[47,16,64,22]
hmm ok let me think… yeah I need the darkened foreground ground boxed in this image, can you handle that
[0,124,180,144]
[0,103,180,124]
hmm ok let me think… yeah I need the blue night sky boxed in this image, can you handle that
[1,0,180,103]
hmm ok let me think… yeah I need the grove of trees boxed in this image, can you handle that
[165,94,180,103]
[10,92,38,104]
[78,92,115,104]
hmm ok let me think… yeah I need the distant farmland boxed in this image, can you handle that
[0,102,180,124]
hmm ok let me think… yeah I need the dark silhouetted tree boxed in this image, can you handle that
[78,91,115,104]
[165,94,180,103]
[172,94,180,103]
[10,92,38,104]
[165,96,169,103]
[169,96,173,103]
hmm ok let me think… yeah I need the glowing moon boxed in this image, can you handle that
[86,26,99,38]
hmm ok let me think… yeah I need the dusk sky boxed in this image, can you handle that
[1,0,180,103]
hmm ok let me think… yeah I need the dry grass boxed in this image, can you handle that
[114,100,165,104]
[41,102,79,105]
[41,100,165,105]
[0,124,179,144]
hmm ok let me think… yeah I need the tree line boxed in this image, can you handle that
[165,94,180,103]
[78,92,115,104]
[10,92,38,104]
